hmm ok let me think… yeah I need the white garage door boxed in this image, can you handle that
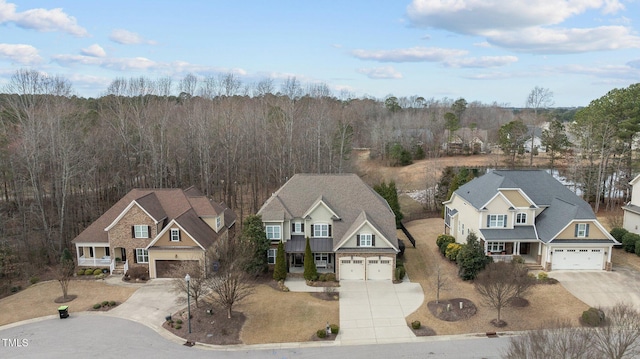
[552,249,604,270]
[340,257,365,280]
[366,257,393,280]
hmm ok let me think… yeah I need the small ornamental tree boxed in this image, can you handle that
[456,231,491,280]
[273,241,287,281]
[303,237,318,281]
[474,261,520,327]
[57,248,75,301]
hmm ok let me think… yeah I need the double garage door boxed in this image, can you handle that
[339,256,393,280]
[552,248,604,270]
[155,260,198,278]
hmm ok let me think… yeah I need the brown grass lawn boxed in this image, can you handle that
[401,218,590,334]
[0,280,137,326]
[237,284,339,344]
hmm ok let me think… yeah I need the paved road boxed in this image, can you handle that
[0,315,510,358]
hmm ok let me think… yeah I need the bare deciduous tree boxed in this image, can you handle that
[206,236,255,319]
[474,261,521,326]
[57,248,75,301]
[503,320,596,359]
[170,259,208,308]
[592,303,640,359]
[433,262,449,304]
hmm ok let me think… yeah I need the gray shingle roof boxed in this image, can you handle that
[257,174,398,250]
[455,170,599,244]
[481,226,537,241]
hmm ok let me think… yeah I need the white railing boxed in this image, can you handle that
[110,259,115,275]
[123,259,129,274]
[489,254,513,262]
[315,260,327,268]
[78,256,111,266]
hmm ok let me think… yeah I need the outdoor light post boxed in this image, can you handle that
[185,274,191,334]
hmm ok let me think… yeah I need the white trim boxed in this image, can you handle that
[135,248,149,263]
[360,233,373,247]
[303,198,340,219]
[104,200,160,231]
[146,220,206,250]
[170,228,180,242]
[334,218,397,252]
[313,223,330,238]
[266,225,282,240]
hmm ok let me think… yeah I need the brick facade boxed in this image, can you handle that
[108,204,156,269]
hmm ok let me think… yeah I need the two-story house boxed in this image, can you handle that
[443,170,617,271]
[71,187,236,278]
[257,174,400,280]
[622,174,640,234]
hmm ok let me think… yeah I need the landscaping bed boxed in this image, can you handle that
[163,303,244,345]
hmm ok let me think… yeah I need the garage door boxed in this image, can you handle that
[155,260,198,278]
[339,257,365,280]
[552,249,603,270]
[366,257,393,280]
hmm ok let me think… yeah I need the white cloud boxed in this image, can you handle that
[352,46,467,62]
[405,0,638,54]
[486,26,640,54]
[406,0,624,33]
[473,41,491,48]
[81,44,106,58]
[109,29,156,45]
[52,54,158,71]
[445,55,518,68]
[357,66,403,79]
[0,0,88,37]
[0,43,42,64]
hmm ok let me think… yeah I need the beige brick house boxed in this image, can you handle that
[257,174,399,280]
[71,187,236,278]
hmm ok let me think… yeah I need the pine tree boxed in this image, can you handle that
[303,237,317,281]
[273,241,287,281]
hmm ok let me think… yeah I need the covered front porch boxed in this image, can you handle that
[285,236,335,273]
[75,242,111,267]
[480,226,542,265]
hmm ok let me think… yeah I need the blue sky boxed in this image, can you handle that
[1,0,639,107]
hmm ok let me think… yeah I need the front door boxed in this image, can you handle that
[520,243,530,255]
[293,253,304,267]
[120,248,127,262]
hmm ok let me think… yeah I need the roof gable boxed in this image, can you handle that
[104,198,161,232]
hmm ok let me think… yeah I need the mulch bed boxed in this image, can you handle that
[510,297,530,307]
[54,295,77,303]
[311,332,338,341]
[427,298,477,321]
[163,303,245,345]
[88,302,120,311]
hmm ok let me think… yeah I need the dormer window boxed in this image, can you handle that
[216,216,221,229]
[170,229,181,242]
[516,213,527,224]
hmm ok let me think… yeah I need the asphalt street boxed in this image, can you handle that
[0,315,510,359]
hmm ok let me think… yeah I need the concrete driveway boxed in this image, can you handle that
[106,278,185,331]
[551,267,640,309]
[338,280,424,345]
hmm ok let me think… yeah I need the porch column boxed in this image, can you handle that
[514,242,519,255]
[75,243,81,265]
[92,246,97,266]
[607,248,612,263]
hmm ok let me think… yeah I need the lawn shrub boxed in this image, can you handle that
[635,241,640,257]
[93,303,101,309]
[29,276,39,285]
[84,268,94,275]
[101,300,109,307]
[445,243,462,261]
[622,232,640,253]
[537,272,548,281]
[93,268,103,275]
[395,266,406,281]
[318,273,326,282]
[610,227,628,242]
[77,269,85,276]
[176,319,183,324]
[330,324,339,334]
[316,329,327,339]
[411,320,421,329]
[126,266,149,280]
[10,286,21,293]
[511,255,525,264]
[324,273,336,282]
[437,235,455,255]
[175,324,182,330]
[108,301,116,306]
[581,307,605,327]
